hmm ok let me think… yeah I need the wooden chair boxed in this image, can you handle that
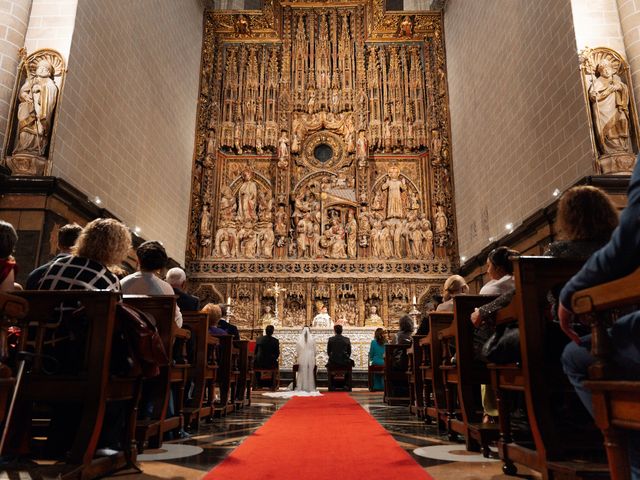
[488,257,608,479]
[383,344,410,405]
[419,312,453,426]
[439,295,500,455]
[367,365,384,391]
[408,335,426,417]
[573,267,640,480]
[327,363,353,391]
[8,291,141,479]
[122,295,188,451]
[181,312,219,429]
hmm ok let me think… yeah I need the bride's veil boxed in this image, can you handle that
[295,326,316,392]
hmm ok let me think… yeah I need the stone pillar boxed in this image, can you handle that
[617,0,640,111]
[0,0,32,153]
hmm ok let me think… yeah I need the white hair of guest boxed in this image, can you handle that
[165,267,187,288]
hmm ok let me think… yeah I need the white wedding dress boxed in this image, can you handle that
[263,327,322,398]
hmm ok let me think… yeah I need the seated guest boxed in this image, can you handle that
[254,325,280,382]
[202,303,227,335]
[0,221,18,292]
[37,218,131,456]
[327,324,353,388]
[416,316,430,335]
[437,274,469,312]
[39,218,129,292]
[121,241,183,327]
[218,304,240,340]
[394,315,414,344]
[166,267,200,311]
[26,223,82,289]
[559,155,640,478]
[368,328,386,391]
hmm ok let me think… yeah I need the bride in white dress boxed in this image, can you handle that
[263,326,322,398]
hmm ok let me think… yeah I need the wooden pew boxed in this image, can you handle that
[407,335,426,417]
[181,312,219,429]
[122,295,188,451]
[419,312,453,426]
[488,257,608,479]
[254,366,280,391]
[211,334,238,416]
[327,363,353,391]
[573,267,640,480]
[384,344,410,405]
[439,295,500,455]
[8,291,141,479]
[234,340,252,408]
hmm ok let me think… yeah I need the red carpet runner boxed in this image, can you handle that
[204,393,432,480]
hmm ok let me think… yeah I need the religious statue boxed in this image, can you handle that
[258,195,273,222]
[235,15,251,36]
[215,226,237,258]
[421,214,434,258]
[366,305,384,327]
[274,206,288,237]
[291,132,300,154]
[234,122,243,153]
[312,302,333,328]
[356,130,368,167]
[206,129,216,157]
[346,211,358,258]
[238,221,257,258]
[371,190,383,211]
[255,123,264,154]
[382,165,406,219]
[308,90,317,114]
[258,224,274,258]
[383,119,392,152]
[13,59,59,157]
[200,204,212,243]
[219,186,236,221]
[588,59,633,157]
[237,169,257,221]
[278,130,290,168]
[430,129,443,165]
[398,16,413,38]
[260,305,277,328]
[345,122,355,153]
[435,205,448,234]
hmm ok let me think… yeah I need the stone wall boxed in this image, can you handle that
[444,0,594,260]
[50,0,203,263]
[571,0,626,55]
[617,0,640,113]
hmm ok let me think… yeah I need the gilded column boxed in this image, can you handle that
[0,0,32,156]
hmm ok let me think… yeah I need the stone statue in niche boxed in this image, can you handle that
[382,165,406,219]
[255,123,264,154]
[278,130,290,167]
[238,221,258,258]
[383,119,392,152]
[356,130,368,167]
[274,206,288,238]
[258,195,273,222]
[206,129,217,157]
[365,305,383,327]
[358,206,371,247]
[219,186,237,221]
[346,210,358,258]
[589,60,632,153]
[215,225,237,258]
[13,59,59,158]
[237,169,258,222]
[345,122,356,153]
[258,223,274,258]
[200,204,212,252]
[234,122,243,154]
[421,214,434,258]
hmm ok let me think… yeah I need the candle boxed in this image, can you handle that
[227,296,231,305]
[412,295,417,305]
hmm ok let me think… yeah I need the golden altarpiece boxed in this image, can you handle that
[186,1,458,364]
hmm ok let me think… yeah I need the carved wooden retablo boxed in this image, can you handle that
[187,0,458,334]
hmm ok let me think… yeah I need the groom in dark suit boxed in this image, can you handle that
[327,324,354,390]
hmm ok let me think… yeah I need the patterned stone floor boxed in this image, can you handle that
[109,389,541,479]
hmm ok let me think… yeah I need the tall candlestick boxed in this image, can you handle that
[412,295,417,305]
[227,296,231,305]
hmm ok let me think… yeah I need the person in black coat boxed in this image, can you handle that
[165,267,199,312]
[327,325,353,389]
[254,325,280,369]
[218,304,240,340]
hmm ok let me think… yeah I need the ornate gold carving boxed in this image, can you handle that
[188,0,458,328]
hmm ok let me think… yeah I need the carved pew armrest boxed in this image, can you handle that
[572,267,640,314]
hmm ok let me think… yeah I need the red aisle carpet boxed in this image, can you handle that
[204,393,433,480]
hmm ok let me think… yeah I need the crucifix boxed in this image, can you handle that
[272,282,286,326]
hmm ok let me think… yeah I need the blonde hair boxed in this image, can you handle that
[442,274,468,301]
[73,218,131,266]
[201,303,222,326]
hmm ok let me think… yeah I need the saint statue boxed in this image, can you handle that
[588,60,632,156]
[366,305,384,327]
[430,129,442,165]
[381,165,406,219]
[278,130,290,167]
[14,59,59,156]
[312,303,333,328]
[356,130,368,167]
[274,206,288,237]
[435,205,448,234]
[237,169,257,221]
[346,211,358,258]
[200,204,212,242]
[260,305,277,328]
